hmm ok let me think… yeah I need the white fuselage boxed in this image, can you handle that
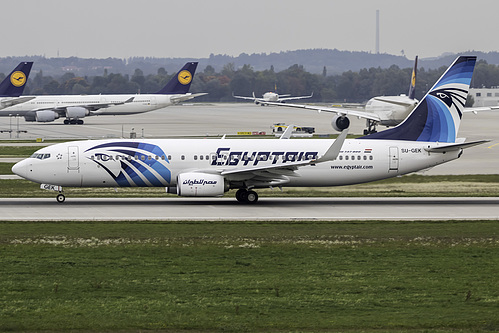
[13,138,460,189]
[365,95,418,126]
[0,94,177,117]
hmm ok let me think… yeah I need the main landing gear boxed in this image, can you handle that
[235,189,259,204]
[363,119,378,135]
[63,119,84,125]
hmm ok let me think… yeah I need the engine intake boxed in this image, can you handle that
[177,172,228,197]
[331,115,350,132]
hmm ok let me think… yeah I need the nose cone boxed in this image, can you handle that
[12,159,28,179]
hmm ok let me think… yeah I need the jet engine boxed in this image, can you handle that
[25,110,59,122]
[331,115,350,132]
[176,172,228,197]
[66,106,88,119]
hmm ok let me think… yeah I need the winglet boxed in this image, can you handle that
[314,129,348,163]
[279,124,294,139]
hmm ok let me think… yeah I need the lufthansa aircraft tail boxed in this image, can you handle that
[407,56,418,100]
[360,56,476,143]
[0,62,34,97]
[155,62,198,95]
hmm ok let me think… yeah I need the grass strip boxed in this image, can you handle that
[1,220,498,332]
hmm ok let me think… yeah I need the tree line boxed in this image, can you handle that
[1,60,498,103]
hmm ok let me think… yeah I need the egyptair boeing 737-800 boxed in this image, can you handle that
[0,62,205,124]
[13,56,487,204]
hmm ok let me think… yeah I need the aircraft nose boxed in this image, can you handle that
[11,159,28,179]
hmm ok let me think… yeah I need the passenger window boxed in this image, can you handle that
[200,155,203,160]
[194,155,198,160]
[181,155,185,160]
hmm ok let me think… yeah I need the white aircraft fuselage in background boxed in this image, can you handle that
[0,62,203,124]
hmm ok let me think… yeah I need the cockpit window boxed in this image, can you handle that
[30,153,51,160]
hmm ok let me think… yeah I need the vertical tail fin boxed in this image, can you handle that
[0,62,34,97]
[407,56,418,100]
[360,56,476,143]
[154,62,198,94]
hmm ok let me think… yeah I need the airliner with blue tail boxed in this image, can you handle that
[12,56,487,203]
[0,62,34,109]
[0,62,205,124]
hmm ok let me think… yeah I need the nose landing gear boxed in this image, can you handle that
[56,192,65,203]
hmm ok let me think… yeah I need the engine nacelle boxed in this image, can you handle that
[177,172,228,197]
[34,110,59,122]
[66,106,88,119]
[331,115,350,132]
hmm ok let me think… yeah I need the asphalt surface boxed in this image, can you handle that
[1,197,499,221]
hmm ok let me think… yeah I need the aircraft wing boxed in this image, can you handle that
[373,96,417,108]
[277,93,313,102]
[216,129,348,186]
[31,97,135,113]
[265,101,381,122]
[0,96,35,107]
[170,93,207,104]
[233,94,259,101]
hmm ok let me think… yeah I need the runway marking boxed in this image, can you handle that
[487,142,499,149]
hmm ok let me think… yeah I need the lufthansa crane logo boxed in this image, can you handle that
[10,71,27,87]
[177,70,192,85]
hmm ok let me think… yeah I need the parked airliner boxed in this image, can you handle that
[0,62,34,109]
[0,62,205,124]
[13,56,487,204]
[267,56,496,134]
[233,91,313,105]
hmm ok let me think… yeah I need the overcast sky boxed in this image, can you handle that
[2,0,497,60]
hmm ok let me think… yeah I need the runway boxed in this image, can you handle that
[1,197,499,221]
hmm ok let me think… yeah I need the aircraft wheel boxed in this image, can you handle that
[246,190,258,204]
[64,119,69,125]
[236,189,247,203]
[70,119,77,125]
[77,120,84,125]
[56,194,66,203]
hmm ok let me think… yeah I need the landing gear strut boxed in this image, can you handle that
[363,119,378,135]
[235,189,259,204]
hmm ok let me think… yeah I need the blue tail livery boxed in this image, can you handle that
[359,56,476,143]
[155,62,198,94]
[0,62,33,97]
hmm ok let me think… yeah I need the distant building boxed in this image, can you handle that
[470,87,499,106]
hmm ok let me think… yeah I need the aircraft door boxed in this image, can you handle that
[150,96,157,106]
[68,146,80,172]
[389,146,399,171]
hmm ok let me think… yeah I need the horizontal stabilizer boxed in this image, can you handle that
[170,93,207,104]
[424,140,490,153]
